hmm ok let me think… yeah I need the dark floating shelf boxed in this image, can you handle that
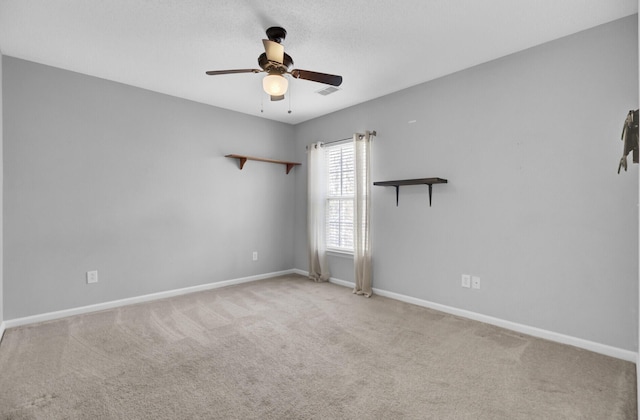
[225,154,301,174]
[373,177,448,207]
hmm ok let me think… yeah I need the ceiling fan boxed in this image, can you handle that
[205,26,343,102]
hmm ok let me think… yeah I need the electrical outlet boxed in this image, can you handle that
[472,276,481,290]
[252,251,258,261]
[461,274,471,288]
[87,270,98,284]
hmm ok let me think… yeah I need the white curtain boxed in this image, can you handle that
[353,131,373,297]
[307,142,330,282]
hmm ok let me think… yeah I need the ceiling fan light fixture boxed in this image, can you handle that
[206,26,342,104]
[263,74,288,96]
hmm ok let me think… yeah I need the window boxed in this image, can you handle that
[325,142,355,252]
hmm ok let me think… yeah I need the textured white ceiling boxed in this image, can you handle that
[0,1,637,124]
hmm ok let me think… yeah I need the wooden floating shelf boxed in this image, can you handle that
[225,154,301,174]
[373,177,448,207]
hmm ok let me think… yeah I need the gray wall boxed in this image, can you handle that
[3,57,296,319]
[0,52,3,325]
[293,15,639,351]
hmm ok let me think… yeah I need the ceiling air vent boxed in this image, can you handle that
[316,86,340,96]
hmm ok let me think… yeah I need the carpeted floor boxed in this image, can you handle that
[0,274,636,419]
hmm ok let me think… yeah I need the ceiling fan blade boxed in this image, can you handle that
[205,69,262,75]
[270,95,285,102]
[262,39,284,64]
[290,69,342,86]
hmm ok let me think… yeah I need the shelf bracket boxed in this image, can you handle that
[395,185,400,206]
[428,184,433,207]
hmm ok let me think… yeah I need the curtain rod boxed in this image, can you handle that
[323,130,378,146]
[323,136,352,145]
[306,131,377,150]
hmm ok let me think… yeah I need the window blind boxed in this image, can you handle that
[325,142,355,251]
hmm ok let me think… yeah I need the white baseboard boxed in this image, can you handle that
[295,269,637,363]
[372,286,637,363]
[4,267,637,363]
[328,277,355,289]
[4,269,296,329]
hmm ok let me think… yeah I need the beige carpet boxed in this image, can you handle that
[0,274,636,419]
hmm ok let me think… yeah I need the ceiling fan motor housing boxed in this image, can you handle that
[258,52,293,74]
[266,26,287,43]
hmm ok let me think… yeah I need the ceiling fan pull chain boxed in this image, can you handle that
[288,79,292,114]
